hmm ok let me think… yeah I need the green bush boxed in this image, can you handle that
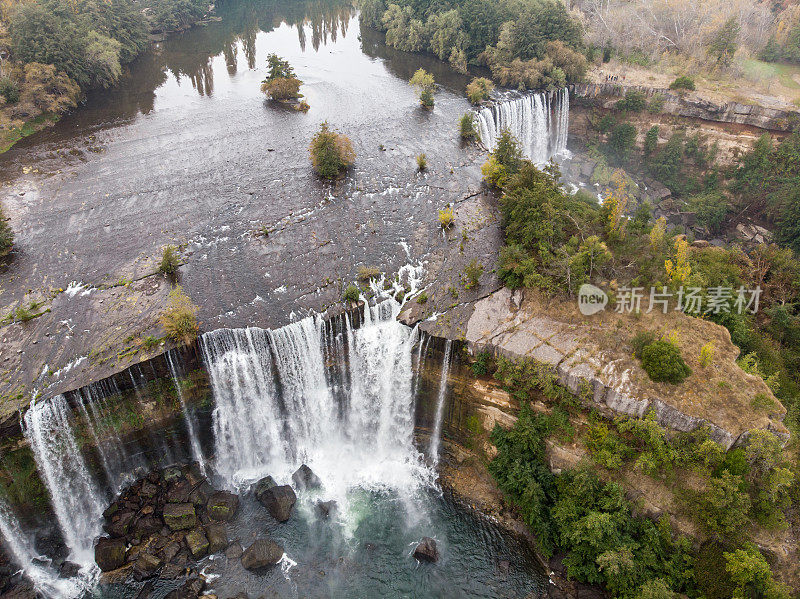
[615,90,647,112]
[669,76,695,91]
[309,122,355,179]
[343,284,360,304]
[466,77,493,104]
[158,244,180,276]
[0,204,14,258]
[640,340,692,384]
[463,258,483,289]
[459,113,478,141]
[471,351,493,376]
[597,114,616,133]
[647,93,665,113]
[608,123,637,162]
[0,77,20,104]
[631,331,658,357]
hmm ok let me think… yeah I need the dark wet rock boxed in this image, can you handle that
[206,491,239,522]
[139,481,158,499]
[163,503,197,531]
[107,510,135,537]
[0,579,36,599]
[161,542,181,563]
[257,485,296,522]
[225,542,243,560]
[95,537,126,572]
[412,537,439,563]
[58,561,81,578]
[205,524,228,554]
[185,529,209,559]
[162,467,184,484]
[241,538,284,571]
[133,553,163,581]
[188,481,213,507]
[183,464,205,488]
[167,480,192,503]
[34,532,69,562]
[134,580,154,599]
[164,576,204,599]
[251,476,277,504]
[292,465,321,491]
[103,501,120,520]
[316,500,336,519]
[134,515,163,538]
[159,563,186,580]
[230,593,249,599]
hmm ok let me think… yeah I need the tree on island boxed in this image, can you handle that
[409,68,436,108]
[261,53,303,101]
[309,122,355,179]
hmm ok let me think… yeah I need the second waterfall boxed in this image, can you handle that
[476,87,570,164]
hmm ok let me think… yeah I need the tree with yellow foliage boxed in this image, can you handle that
[665,237,691,286]
[602,169,631,239]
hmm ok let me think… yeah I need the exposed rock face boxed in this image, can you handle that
[206,491,239,522]
[205,524,228,554]
[164,576,205,599]
[163,503,197,531]
[95,537,126,572]
[431,288,788,449]
[251,476,277,504]
[241,538,284,571]
[184,529,209,559]
[292,464,321,491]
[571,82,798,132]
[412,537,439,563]
[256,484,297,522]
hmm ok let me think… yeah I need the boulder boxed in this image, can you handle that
[412,537,439,563]
[240,538,284,571]
[161,542,181,563]
[134,515,163,538]
[162,503,197,531]
[184,529,209,559]
[95,537,126,572]
[162,467,184,484]
[316,500,336,519]
[159,563,185,580]
[107,510,135,537]
[257,485,296,522]
[225,542,243,560]
[188,481,213,507]
[164,576,204,599]
[133,553,162,580]
[58,561,81,579]
[206,491,239,522]
[251,476,277,504]
[205,524,228,554]
[167,480,191,503]
[139,481,159,499]
[292,465,321,491]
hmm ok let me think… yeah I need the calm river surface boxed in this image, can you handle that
[0,0,484,329]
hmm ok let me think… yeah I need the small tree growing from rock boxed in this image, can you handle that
[459,113,478,141]
[158,244,180,277]
[409,68,436,108]
[466,77,493,104]
[309,122,355,179]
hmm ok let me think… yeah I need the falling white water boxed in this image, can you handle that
[476,88,570,164]
[166,350,207,476]
[22,395,104,569]
[200,299,433,509]
[428,340,452,465]
[0,501,93,599]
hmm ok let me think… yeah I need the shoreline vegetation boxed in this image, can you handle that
[0,0,213,155]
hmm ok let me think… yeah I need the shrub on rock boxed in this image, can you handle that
[640,339,692,384]
[309,122,355,179]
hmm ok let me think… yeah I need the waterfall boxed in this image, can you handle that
[166,350,207,476]
[0,501,91,598]
[428,340,452,465]
[22,395,104,569]
[201,299,431,500]
[476,87,570,164]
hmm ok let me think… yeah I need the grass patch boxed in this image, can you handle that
[0,113,60,154]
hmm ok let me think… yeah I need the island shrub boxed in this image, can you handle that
[416,153,428,171]
[669,76,695,91]
[261,54,303,101]
[308,122,355,179]
[409,68,436,108]
[640,339,692,384]
[466,77,493,104]
[0,204,14,258]
[160,286,199,345]
[158,244,180,277]
[459,113,478,141]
